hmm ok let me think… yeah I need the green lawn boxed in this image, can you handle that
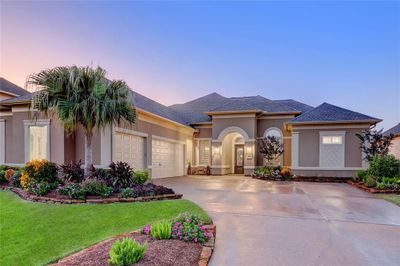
[0,190,210,266]
[376,194,400,206]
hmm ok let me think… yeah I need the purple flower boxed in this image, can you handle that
[144,225,151,235]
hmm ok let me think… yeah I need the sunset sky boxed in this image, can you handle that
[1,1,399,129]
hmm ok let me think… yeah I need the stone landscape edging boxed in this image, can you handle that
[0,186,183,204]
[52,224,216,266]
[347,180,400,194]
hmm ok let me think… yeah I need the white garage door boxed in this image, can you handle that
[114,132,146,170]
[152,139,184,178]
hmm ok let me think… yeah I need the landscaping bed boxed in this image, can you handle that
[0,160,182,204]
[347,180,400,194]
[53,213,216,266]
[54,226,215,266]
[1,186,182,204]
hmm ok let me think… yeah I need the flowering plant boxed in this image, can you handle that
[171,221,212,243]
[143,225,151,235]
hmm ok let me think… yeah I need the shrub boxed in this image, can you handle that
[5,169,15,182]
[22,160,59,190]
[171,212,212,243]
[11,170,22,188]
[133,170,149,185]
[171,221,211,243]
[108,238,147,266]
[82,179,113,198]
[31,182,56,196]
[108,162,135,192]
[280,167,292,179]
[59,161,84,183]
[354,170,368,182]
[365,175,377,188]
[173,212,202,225]
[368,155,400,178]
[59,184,86,200]
[150,220,171,240]
[120,188,136,198]
[131,183,174,197]
[0,170,6,184]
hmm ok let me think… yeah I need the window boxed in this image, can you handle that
[29,126,49,160]
[319,131,345,168]
[198,140,211,165]
[322,136,342,145]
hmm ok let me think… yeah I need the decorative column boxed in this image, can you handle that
[211,140,222,175]
[244,140,256,176]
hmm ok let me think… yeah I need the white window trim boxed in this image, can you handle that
[0,119,5,164]
[319,131,345,168]
[197,139,211,166]
[24,119,51,163]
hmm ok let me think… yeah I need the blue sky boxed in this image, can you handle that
[1,1,399,129]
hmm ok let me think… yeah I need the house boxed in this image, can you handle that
[0,77,381,178]
[384,123,400,159]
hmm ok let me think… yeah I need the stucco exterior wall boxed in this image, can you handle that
[389,136,400,160]
[195,127,212,138]
[2,109,72,165]
[256,117,293,167]
[212,116,256,140]
[292,126,368,177]
[0,92,14,101]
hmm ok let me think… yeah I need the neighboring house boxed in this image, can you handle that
[384,123,400,159]
[0,78,381,178]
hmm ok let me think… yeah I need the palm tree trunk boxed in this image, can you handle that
[84,132,93,177]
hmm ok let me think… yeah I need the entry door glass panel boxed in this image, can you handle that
[236,146,244,166]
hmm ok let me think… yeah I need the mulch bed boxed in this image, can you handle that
[0,186,182,204]
[347,180,400,194]
[53,232,203,266]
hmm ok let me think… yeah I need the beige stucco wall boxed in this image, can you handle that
[389,136,400,160]
[195,127,212,138]
[2,108,72,165]
[212,116,256,139]
[295,127,364,168]
[256,117,293,167]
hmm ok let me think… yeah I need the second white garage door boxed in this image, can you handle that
[152,139,184,178]
[114,132,146,170]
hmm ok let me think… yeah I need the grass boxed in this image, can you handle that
[0,190,210,266]
[376,194,400,206]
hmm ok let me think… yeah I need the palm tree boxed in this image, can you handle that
[28,66,136,176]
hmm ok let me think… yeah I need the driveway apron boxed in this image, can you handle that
[155,175,400,266]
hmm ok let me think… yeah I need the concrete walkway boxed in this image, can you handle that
[155,175,400,266]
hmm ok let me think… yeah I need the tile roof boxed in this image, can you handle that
[274,99,313,112]
[383,123,400,137]
[0,93,33,104]
[289,102,380,124]
[209,96,298,113]
[131,91,188,125]
[0,78,29,96]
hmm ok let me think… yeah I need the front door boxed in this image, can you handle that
[234,144,244,174]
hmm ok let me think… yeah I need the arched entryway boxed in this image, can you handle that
[211,126,255,175]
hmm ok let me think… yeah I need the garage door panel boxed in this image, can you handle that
[114,132,146,170]
[152,139,184,179]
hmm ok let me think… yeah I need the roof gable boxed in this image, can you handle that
[0,78,29,96]
[383,123,400,136]
[289,102,380,124]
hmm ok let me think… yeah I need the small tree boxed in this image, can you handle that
[355,128,393,162]
[29,66,136,176]
[257,136,284,166]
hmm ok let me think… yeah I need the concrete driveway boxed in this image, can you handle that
[155,175,400,266]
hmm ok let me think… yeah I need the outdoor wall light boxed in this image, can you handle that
[213,146,220,155]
